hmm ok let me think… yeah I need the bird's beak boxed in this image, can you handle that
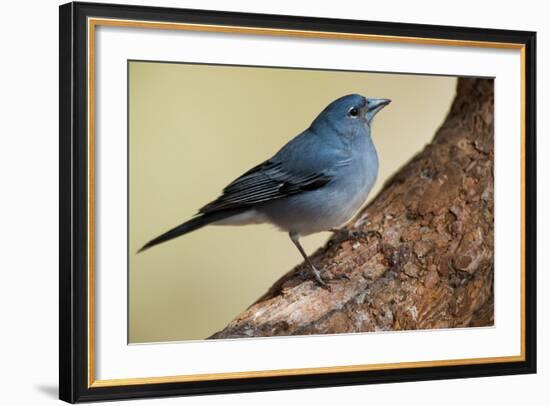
[367,98,391,113]
[365,98,391,124]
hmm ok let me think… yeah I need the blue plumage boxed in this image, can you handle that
[139,93,391,286]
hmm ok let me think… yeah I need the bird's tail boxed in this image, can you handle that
[137,210,238,253]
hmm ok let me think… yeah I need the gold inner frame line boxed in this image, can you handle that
[87,17,527,388]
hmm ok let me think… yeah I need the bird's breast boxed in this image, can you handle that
[337,154,378,220]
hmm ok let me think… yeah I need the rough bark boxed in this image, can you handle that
[211,78,494,339]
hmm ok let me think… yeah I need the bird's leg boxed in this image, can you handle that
[330,227,382,243]
[289,232,328,287]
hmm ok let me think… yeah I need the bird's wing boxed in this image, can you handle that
[198,160,332,214]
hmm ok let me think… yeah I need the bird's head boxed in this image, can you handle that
[312,94,391,136]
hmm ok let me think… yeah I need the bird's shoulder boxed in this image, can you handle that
[271,127,352,175]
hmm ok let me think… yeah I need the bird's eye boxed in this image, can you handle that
[348,107,359,117]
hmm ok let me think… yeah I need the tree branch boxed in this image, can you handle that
[210,78,494,339]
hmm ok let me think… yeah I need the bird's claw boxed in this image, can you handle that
[311,266,329,287]
[297,265,331,290]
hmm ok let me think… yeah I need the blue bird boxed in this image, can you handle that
[139,94,391,286]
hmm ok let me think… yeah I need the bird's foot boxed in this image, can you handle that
[330,228,382,243]
[297,265,332,291]
[311,265,329,288]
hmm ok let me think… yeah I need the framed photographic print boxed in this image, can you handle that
[59,1,537,403]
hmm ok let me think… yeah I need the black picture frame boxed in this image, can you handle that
[59,1,537,403]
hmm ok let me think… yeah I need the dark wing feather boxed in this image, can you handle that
[198,160,330,214]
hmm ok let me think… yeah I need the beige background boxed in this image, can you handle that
[129,61,457,343]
